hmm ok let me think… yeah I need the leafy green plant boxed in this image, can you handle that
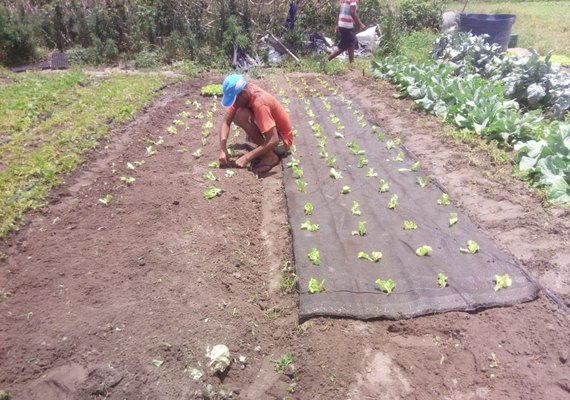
[379,179,391,193]
[403,220,417,230]
[417,176,430,188]
[341,186,351,194]
[460,240,480,254]
[365,168,378,177]
[292,166,304,179]
[330,168,343,180]
[377,132,385,142]
[287,158,300,168]
[410,161,420,171]
[437,272,448,288]
[351,201,362,216]
[352,221,367,236]
[296,180,307,193]
[200,84,223,97]
[326,155,337,167]
[357,157,369,168]
[358,251,382,262]
[191,149,203,159]
[416,245,433,256]
[98,194,113,206]
[449,212,458,226]
[437,193,450,206]
[225,170,236,178]
[300,220,320,232]
[167,125,177,135]
[203,171,217,181]
[395,151,405,162]
[494,274,512,291]
[204,186,223,200]
[308,248,321,266]
[304,203,314,215]
[208,161,220,169]
[375,278,396,295]
[388,194,399,209]
[146,146,157,156]
[273,354,295,372]
[120,176,135,185]
[308,278,325,294]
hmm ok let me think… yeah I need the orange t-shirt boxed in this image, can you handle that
[227,83,293,150]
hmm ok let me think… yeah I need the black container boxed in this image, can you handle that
[460,13,516,51]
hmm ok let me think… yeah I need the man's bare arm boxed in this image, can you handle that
[350,5,365,30]
[219,113,233,165]
[235,127,279,168]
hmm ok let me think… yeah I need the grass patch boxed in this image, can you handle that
[273,354,294,373]
[399,30,438,64]
[0,71,166,237]
[450,1,570,57]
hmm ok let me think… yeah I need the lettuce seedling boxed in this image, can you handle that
[375,278,395,295]
[308,278,325,294]
[295,180,307,193]
[410,161,420,172]
[317,137,327,148]
[494,274,512,291]
[460,240,480,254]
[449,212,458,226]
[127,162,136,170]
[208,161,220,169]
[330,115,340,125]
[351,201,362,216]
[360,251,382,262]
[319,149,329,158]
[357,157,368,168]
[438,273,448,288]
[359,121,367,128]
[200,137,208,146]
[358,251,372,261]
[417,176,430,188]
[308,248,321,266]
[204,186,223,200]
[416,245,433,256]
[292,166,304,179]
[98,194,113,206]
[300,220,320,232]
[438,193,451,206]
[386,140,397,150]
[352,221,367,236]
[377,132,385,142]
[192,149,203,159]
[395,151,405,162]
[287,157,300,168]
[173,119,184,126]
[326,156,337,167]
[341,186,351,194]
[227,148,236,157]
[203,171,217,181]
[365,168,378,177]
[167,126,177,135]
[146,146,157,156]
[304,203,313,215]
[204,121,214,130]
[403,220,417,230]
[388,194,399,209]
[225,170,236,178]
[120,176,135,185]
[379,179,391,193]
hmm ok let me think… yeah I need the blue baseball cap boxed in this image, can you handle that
[221,74,247,108]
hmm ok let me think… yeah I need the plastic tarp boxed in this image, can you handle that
[283,96,539,320]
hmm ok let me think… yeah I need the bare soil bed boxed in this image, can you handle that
[0,71,569,400]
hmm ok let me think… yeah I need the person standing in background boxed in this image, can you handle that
[328,0,366,63]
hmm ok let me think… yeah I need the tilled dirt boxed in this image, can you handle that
[0,72,569,400]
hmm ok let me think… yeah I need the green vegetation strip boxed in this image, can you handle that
[0,71,166,236]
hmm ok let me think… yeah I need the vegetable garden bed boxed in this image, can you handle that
[282,78,539,320]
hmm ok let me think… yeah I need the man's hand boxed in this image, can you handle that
[235,154,249,168]
[359,23,366,31]
[219,149,230,166]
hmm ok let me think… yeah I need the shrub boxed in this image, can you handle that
[134,50,160,69]
[0,6,38,66]
[399,0,445,32]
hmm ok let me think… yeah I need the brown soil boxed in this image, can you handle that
[1,71,569,400]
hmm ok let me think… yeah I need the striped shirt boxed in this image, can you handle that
[338,0,357,29]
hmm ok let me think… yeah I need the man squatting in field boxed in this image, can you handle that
[218,74,294,174]
[328,0,366,63]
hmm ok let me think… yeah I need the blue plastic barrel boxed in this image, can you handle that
[459,13,516,51]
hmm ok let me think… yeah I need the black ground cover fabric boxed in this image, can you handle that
[283,96,539,320]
